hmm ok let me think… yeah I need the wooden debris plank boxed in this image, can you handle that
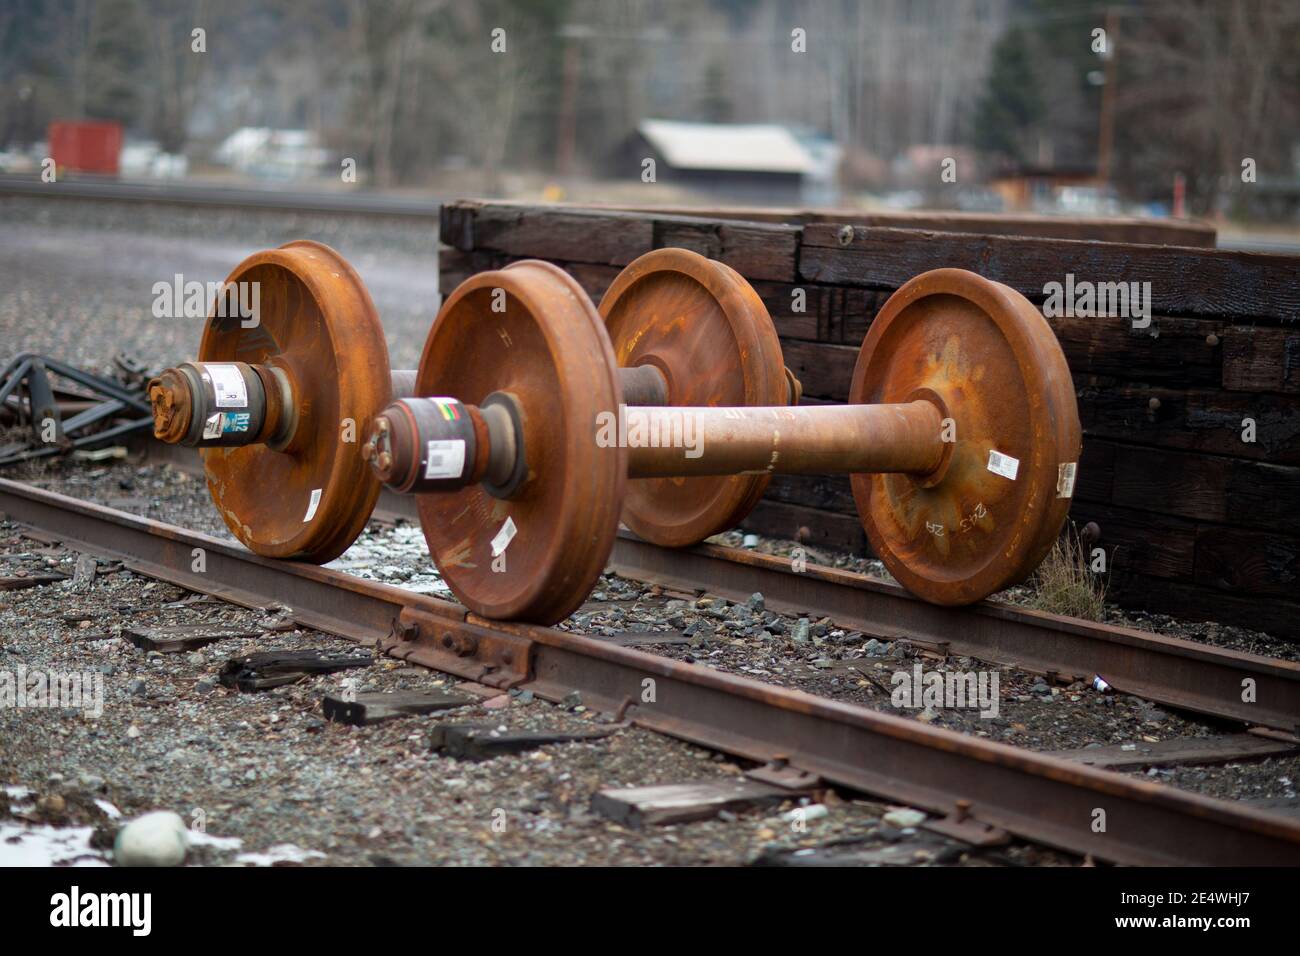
[1075,383,1300,464]
[591,778,801,826]
[219,649,372,692]
[800,225,1300,324]
[429,723,616,761]
[740,498,867,555]
[1104,441,1300,534]
[123,624,260,653]
[1192,524,1300,599]
[70,553,97,590]
[0,572,67,591]
[595,630,692,647]
[1048,734,1300,769]
[1222,326,1300,394]
[322,689,476,726]
[443,199,1217,246]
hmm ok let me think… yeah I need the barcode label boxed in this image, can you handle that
[1057,461,1077,498]
[206,363,247,408]
[202,412,223,440]
[987,449,1020,481]
[491,516,517,557]
[424,439,466,479]
[304,488,322,522]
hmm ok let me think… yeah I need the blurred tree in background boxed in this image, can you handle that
[83,0,147,125]
[0,0,1296,215]
[973,27,1044,166]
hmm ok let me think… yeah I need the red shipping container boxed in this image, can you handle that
[49,120,123,175]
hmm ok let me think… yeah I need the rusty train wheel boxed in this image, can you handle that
[415,260,626,624]
[849,269,1081,605]
[198,240,390,563]
[599,249,788,547]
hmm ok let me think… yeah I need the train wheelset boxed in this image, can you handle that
[150,240,1081,624]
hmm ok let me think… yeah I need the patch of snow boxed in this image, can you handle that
[0,823,109,866]
[234,843,325,866]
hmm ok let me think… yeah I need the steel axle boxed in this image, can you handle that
[367,396,948,487]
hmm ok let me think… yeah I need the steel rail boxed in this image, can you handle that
[606,532,1300,733]
[136,440,1300,733]
[2,477,1300,865]
[0,174,442,219]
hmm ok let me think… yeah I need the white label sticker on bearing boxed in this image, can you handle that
[424,439,466,480]
[304,488,322,522]
[207,363,247,408]
[202,412,223,441]
[986,449,1020,481]
[490,516,517,557]
[1057,461,1077,498]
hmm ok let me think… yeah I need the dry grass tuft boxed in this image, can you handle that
[1031,524,1107,621]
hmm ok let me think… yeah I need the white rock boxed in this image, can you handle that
[782,803,828,823]
[114,811,189,867]
[883,807,926,829]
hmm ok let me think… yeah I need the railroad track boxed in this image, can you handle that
[3,474,1300,866]
[0,173,441,219]
[144,436,1300,735]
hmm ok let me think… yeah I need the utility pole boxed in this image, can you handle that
[554,25,590,178]
[1096,7,1119,185]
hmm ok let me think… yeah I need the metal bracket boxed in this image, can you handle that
[379,607,533,690]
[746,757,822,790]
[923,799,1010,847]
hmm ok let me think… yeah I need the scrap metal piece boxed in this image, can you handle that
[0,353,155,467]
[218,648,372,691]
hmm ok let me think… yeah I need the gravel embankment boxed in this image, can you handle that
[1,194,439,374]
